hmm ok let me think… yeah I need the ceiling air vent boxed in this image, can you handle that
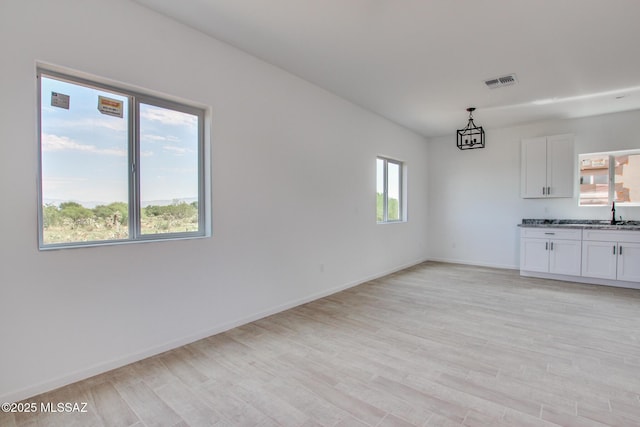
[485,73,518,89]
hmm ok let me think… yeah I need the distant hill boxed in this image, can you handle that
[43,197,198,209]
[141,198,198,207]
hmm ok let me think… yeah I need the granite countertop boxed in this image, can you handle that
[519,219,640,230]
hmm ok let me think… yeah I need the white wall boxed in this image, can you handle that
[428,110,640,269]
[0,0,429,402]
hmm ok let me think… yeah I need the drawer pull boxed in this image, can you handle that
[544,232,555,235]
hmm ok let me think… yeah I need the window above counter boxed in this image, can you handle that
[579,149,640,206]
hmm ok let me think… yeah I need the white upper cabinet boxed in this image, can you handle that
[521,134,574,198]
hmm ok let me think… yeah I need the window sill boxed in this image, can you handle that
[39,233,210,251]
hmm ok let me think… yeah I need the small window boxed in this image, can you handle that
[579,149,640,206]
[377,157,404,223]
[38,69,206,248]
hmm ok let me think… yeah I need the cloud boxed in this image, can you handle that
[43,176,89,185]
[41,176,89,195]
[141,133,180,143]
[52,117,127,132]
[42,134,127,157]
[141,106,197,127]
[163,145,189,155]
[150,167,197,174]
[82,117,127,132]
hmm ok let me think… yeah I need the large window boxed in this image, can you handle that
[376,157,404,223]
[38,70,206,248]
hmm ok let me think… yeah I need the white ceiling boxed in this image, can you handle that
[134,0,640,138]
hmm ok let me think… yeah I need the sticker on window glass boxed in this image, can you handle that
[51,92,70,109]
[97,96,123,118]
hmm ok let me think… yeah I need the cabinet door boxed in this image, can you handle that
[549,239,581,276]
[581,240,617,279]
[520,238,549,272]
[546,135,574,198]
[617,242,640,282]
[521,138,547,198]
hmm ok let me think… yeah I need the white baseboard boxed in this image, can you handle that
[520,270,640,290]
[2,257,429,404]
[426,256,519,271]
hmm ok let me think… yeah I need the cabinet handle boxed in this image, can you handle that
[550,242,554,250]
[545,242,548,250]
[619,246,623,255]
[542,186,546,195]
[613,245,616,255]
[547,186,551,195]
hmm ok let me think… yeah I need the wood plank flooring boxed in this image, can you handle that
[3,261,640,426]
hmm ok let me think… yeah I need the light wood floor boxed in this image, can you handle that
[3,262,640,427]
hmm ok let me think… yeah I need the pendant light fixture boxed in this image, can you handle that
[456,107,485,150]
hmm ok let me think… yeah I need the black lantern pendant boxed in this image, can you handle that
[456,107,485,150]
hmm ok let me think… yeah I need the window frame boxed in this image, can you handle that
[377,156,405,223]
[37,68,207,249]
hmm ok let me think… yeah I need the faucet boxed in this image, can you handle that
[611,201,616,225]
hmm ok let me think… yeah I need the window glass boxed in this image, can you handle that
[579,155,609,206]
[376,158,384,222]
[139,103,200,235]
[387,162,401,221]
[40,76,130,244]
[614,153,640,203]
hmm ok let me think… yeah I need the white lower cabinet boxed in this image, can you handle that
[617,243,640,282]
[520,238,549,272]
[582,230,640,282]
[520,228,582,276]
[549,239,583,276]
[521,227,640,289]
[581,240,617,279]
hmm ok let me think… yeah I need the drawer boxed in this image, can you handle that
[520,228,582,240]
[583,229,640,243]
